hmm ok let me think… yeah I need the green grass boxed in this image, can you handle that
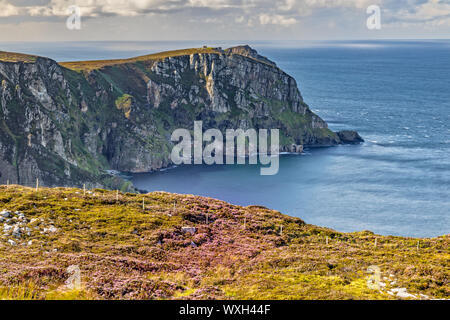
[60,48,222,72]
[0,186,448,300]
[115,94,133,119]
[0,51,38,63]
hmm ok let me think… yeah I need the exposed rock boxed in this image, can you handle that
[0,46,362,188]
[3,224,12,233]
[388,288,417,299]
[12,225,22,238]
[337,130,364,144]
[43,225,58,233]
[1,210,11,218]
[226,45,277,68]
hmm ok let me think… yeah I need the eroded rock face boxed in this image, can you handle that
[337,131,364,144]
[0,46,361,188]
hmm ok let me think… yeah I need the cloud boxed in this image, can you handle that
[0,0,191,17]
[0,0,21,17]
[383,0,450,27]
[400,0,450,21]
[0,0,379,18]
[259,13,297,26]
[0,0,449,31]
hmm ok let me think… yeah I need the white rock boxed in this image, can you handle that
[393,288,417,299]
[12,226,22,238]
[1,210,11,218]
[8,239,16,246]
[181,227,197,235]
[44,225,58,233]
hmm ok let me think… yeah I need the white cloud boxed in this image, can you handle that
[397,0,450,21]
[0,0,378,18]
[0,0,449,36]
[383,0,450,28]
[259,13,297,26]
[0,0,21,17]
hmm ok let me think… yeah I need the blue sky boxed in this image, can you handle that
[0,0,449,41]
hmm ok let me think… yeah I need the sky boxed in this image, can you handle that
[0,0,449,41]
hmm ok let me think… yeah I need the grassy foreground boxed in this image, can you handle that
[0,185,448,300]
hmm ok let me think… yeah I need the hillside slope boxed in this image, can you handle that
[0,46,362,188]
[0,186,447,300]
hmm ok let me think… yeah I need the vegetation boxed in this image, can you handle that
[0,185,448,300]
[115,94,133,119]
[60,48,222,72]
[0,51,38,63]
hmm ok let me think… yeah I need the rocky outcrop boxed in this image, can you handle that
[337,130,364,144]
[0,46,362,188]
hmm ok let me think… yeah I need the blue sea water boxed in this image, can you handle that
[2,40,448,237]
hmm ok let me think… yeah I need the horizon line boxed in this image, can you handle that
[1,38,450,44]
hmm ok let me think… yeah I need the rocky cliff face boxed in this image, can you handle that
[0,46,362,189]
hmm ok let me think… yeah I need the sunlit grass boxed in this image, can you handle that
[0,185,448,300]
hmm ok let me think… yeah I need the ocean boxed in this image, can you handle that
[2,40,449,237]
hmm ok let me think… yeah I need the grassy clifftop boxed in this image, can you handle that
[0,51,39,63]
[59,46,278,72]
[60,47,222,72]
[0,186,448,300]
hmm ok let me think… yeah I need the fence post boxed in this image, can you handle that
[326,236,329,245]
[116,190,119,201]
[374,238,377,248]
[142,197,145,211]
[36,178,39,192]
[280,225,283,236]
[83,184,86,196]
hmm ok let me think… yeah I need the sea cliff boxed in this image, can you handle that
[0,46,362,188]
